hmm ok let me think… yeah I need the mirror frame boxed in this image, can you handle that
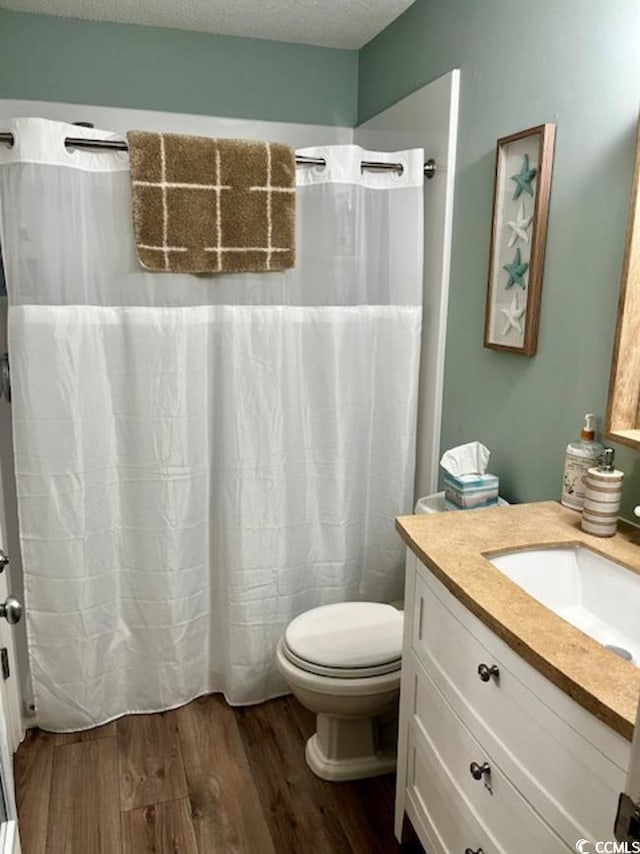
[606,120,640,449]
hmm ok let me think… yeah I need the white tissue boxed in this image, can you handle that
[440,442,490,477]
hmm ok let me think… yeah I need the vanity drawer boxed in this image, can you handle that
[411,563,626,846]
[406,731,493,854]
[407,660,571,854]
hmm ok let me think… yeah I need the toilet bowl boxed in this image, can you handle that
[275,601,403,782]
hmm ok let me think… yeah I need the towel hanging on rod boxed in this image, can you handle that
[127,131,296,274]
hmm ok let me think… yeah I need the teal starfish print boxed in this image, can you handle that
[503,248,528,289]
[510,154,537,199]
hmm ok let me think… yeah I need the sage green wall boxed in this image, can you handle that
[0,10,357,126]
[360,0,640,520]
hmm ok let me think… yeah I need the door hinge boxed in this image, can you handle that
[0,352,9,403]
[0,648,9,680]
[615,792,640,843]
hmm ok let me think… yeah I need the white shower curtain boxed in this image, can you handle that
[0,118,423,731]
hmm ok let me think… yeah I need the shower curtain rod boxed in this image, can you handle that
[0,132,437,178]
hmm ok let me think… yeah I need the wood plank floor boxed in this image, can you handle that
[15,695,424,854]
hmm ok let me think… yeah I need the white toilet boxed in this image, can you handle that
[275,601,404,782]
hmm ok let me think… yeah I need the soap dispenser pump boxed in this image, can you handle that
[560,413,603,511]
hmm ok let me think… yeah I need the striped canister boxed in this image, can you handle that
[581,451,623,537]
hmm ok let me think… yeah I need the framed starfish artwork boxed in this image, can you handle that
[484,123,556,355]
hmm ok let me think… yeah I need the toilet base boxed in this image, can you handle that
[304,711,397,782]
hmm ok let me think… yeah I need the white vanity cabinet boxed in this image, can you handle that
[395,550,631,854]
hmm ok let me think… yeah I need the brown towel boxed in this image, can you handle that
[126,131,296,274]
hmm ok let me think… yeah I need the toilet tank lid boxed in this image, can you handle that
[284,602,403,669]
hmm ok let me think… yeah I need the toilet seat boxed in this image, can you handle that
[283,602,403,679]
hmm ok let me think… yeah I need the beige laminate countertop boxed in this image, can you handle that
[396,500,640,741]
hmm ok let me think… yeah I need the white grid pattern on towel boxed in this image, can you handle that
[133,137,293,270]
[248,141,295,270]
[160,135,168,270]
[134,181,233,190]
[215,149,222,271]
[139,244,188,253]
[132,133,232,267]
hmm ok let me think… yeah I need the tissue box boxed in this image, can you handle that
[443,473,499,511]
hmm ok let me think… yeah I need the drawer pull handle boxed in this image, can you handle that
[477,663,499,682]
[465,849,484,854]
[469,761,491,781]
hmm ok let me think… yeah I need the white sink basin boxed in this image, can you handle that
[487,545,640,665]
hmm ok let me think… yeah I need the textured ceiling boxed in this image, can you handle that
[0,0,415,48]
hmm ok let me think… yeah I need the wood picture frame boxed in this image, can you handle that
[605,117,640,449]
[484,123,556,356]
